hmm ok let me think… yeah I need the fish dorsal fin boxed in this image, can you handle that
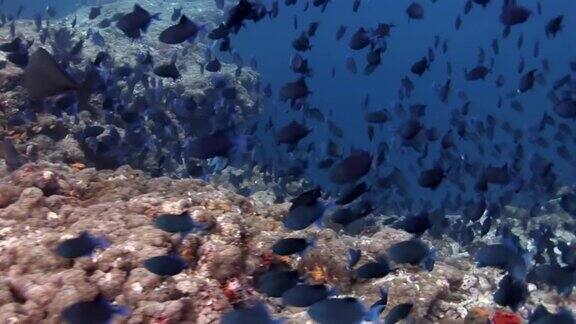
[179,15,191,25]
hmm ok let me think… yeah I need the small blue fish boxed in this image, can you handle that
[282,284,331,307]
[221,302,280,324]
[529,305,576,324]
[144,254,187,276]
[154,211,210,237]
[355,257,393,279]
[386,239,436,271]
[256,268,299,297]
[308,297,383,324]
[61,294,128,324]
[385,303,413,324]
[348,248,361,269]
[272,237,315,256]
[90,31,106,47]
[55,232,109,259]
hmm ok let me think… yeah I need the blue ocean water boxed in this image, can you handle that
[231,0,576,208]
[1,0,80,18]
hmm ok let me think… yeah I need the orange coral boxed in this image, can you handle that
[469,307,489,318]
[70,163,86,172]
[307,264,329,283]
[492,310,522,324]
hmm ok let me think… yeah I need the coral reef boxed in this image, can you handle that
[0,162,573,323]
[0,0,262,177]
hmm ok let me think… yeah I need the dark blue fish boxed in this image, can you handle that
[0,139,22,171]
[283,203,327,230]
[154,211,210,236]
[494,274,528,311]
[529,305,576,324]
[330,150,372,184]
[385,303,413,324]
[348,248,362,269]
[272,237,314,256]
[281,284,331,307]
[221,302,278,324]
[116,4,160,39]
[406,2,424,20]
[355,257,392,279]
[256,268,299,297]
[183,131,250,160]
[392,212,432,237]
[159,15,206,44]
[308,297,382,324]
[386,239,436,271]
[276,121,311,145]
[335,182,369,205]
[61,294,127,324]
[55,231,109,259]
[144,254,187,276]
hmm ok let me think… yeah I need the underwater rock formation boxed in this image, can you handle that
[0,0,261,178]
[0,162,573,323]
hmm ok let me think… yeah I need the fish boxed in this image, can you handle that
[88,6,101,20]
[272,237,314,256]
[116,4,160,39]
[335,25,347,40]
[411,57,428,76]
[518,69,537,93]
[154,211,210,236]
[159,15,206,45]
[221,302,278,324]
[349,28,371,50]
[171,7,182,22]
[308,297,382,324]
[529,305,576,323]
[393,212,432,236]
[406,2,424,20]
[256,267,299,297]
[500,4,531,26]
[385,303,413,324]
[292,32,312,51]
[280,77,310,105]
[330,150,372,184]
[465,65,490,80]
[386,239,436,271]
[354,258,393,279]
[545,16,563,38]
[276,121,311,145]
[282,284,331,307]
[336,182,369,205]
[55,231,109,259]
[494,274,528,311]
[153,62,181,80]
[0,139,22,171]
[205,58,222,72]
[144,254,187,276]
[61,294,127,324]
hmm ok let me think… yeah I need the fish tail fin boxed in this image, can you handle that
[112,304,130,317]
[298,236,317,257]
[365,304,384,324]
[423,248,436,271]
[94,235,111,250]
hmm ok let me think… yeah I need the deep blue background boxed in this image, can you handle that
[229,0,576,207]
[1,0,80,18]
